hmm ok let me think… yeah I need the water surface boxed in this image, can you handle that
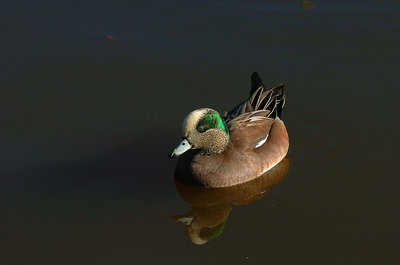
[1,0,399,264]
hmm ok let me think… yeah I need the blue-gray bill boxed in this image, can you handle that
[169,139,191,158]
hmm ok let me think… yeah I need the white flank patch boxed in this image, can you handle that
[255,134,269,148]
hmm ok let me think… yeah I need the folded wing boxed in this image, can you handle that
[227,111,274,151]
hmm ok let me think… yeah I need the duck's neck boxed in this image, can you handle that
[199,129,229,156]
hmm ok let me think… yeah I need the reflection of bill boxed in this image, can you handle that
[300,0,315,10]
[171,158,290,245]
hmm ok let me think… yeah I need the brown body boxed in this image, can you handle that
[176,117,289,187]
[193,118,288,187]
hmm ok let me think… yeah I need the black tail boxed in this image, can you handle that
[250,72,264,95]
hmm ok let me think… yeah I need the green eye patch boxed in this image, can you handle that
[197,113,228,133]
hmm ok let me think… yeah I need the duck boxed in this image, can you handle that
[169,72,289,188]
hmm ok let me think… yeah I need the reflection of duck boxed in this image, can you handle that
[300,0,314,10]
[172,158,290,245]
[170,73,289,187]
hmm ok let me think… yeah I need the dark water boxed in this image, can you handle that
[1,0,399,264]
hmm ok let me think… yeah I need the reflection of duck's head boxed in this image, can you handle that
[172,157,290,244]
[172,205,231,245]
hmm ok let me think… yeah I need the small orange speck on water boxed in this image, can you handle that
[300,0,314,10]
[105,34,116,41]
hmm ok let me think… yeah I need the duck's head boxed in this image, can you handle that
[170,108,230,157]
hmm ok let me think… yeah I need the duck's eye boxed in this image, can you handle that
[197,125,206,133]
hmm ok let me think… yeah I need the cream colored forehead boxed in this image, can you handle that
[182,108,212,136]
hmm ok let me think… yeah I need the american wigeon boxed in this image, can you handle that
[170,72,289,187]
